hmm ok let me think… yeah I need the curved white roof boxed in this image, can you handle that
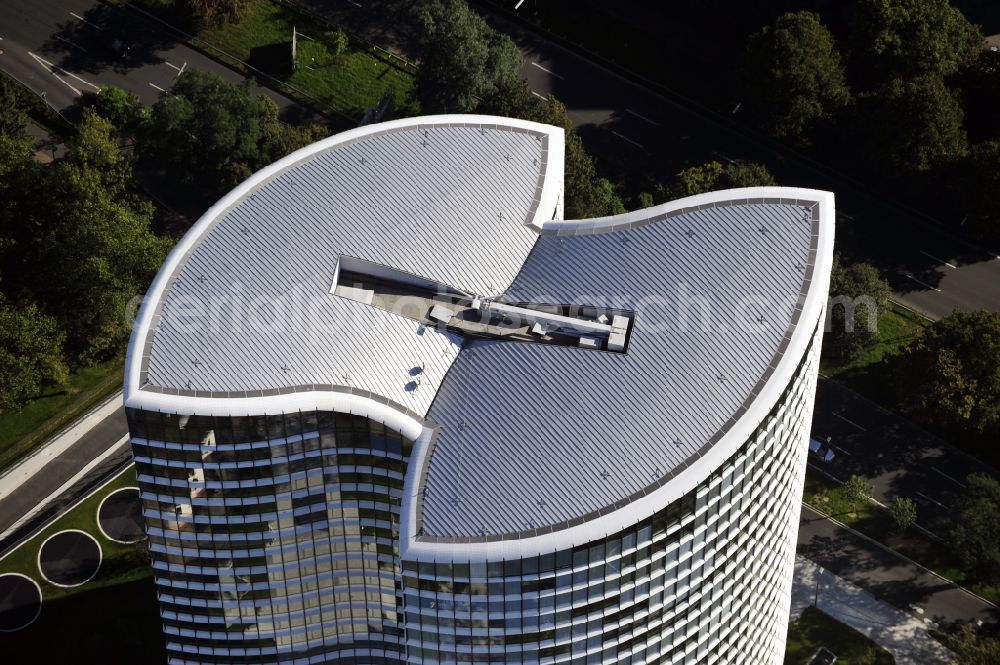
[125,115,834,556]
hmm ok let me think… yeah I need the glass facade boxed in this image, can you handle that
[401,334,819,664]
[128,332,819,665]
[127,409,413,664]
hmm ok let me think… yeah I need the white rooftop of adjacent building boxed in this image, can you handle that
[125,114,833,544]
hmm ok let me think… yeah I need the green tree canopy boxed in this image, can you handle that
[956,140,1000,246]
[650,160,775,204]
[142,70,323,198]
[951,473,1000,580]
[894,310,1000,445]
[11,111,174,362]
[887,496,917,532]
[743,11,851,141]
[88,86,147,137]
[0,76,29,140]
[854,75,967,174]
[0,295,68,411]
[949,623,1000,665]
[849,0,982,85]
[825,257,892,362]
[416,0,522,113]
[177,0,253,25]
[843,474,873,515]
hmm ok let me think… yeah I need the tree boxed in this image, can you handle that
[0,295,68,411]
[142,70,324,198]
[949,623,1000,665]
[842,474,873,516]
[416,0,522,113]
[20,111,174,362]
[887,497,917,532]
[955,140,1000,246]
[894,311,1000,445]
[652,160,775,204]
[825,257,892,362]
[177,0,253,25]
[849,0,982,85]
[743,11,851,141]
[854,75,967,174]
[89,86,147,137]
[953,49,1000,144]
[0,76,29,139]
[951,473,1000,581]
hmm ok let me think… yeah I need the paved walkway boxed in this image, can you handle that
[793,556,955,665]
[0,392,128,552]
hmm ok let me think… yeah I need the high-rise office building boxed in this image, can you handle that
[125,115,834,664]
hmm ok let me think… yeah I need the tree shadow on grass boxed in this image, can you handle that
[1,576,164,664]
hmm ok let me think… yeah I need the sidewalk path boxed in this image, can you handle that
[0,392,128,551]
[798,503,998,629]
[792,556,954,665]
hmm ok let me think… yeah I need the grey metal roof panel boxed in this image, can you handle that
[143,122,550,412]
[420,202,816,538]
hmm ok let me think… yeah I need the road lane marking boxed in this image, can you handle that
[28,51,101,96]
[611,130,643,148]
[900,271,942,292]
[930,467,967,488]
[69,11,102,30]
[531,90,547,100]
[515,0,526,8]
[149,82,166,92]
[919,250,957,269]
[826,442,851,456]
[55,35,87,53]
[530,61,564,80]
[625,108,659,125]
[833,412,867,432]
[177,61,186,76]
[165,61,182,71]
[915,491,949,510]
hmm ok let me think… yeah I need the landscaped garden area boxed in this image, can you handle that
[785,606,895,664]
[0,465,163,663]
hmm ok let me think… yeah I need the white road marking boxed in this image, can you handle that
[69,11,101,30]
[177,61,187,77]
[611,130,643,149]
[531,90,547,100]
[164,61,182,72]
[515,0,525,8]
[900,271,942,292]
[531,61,564,80]
[149,82,166,92]
[28,51,101,96]
[930,467,967,488]
[915,491,949,510]
[55,35,86,53]
[826,442,851,456]
[625,108,659,126]
[919,250,957,269]
[833,412,867,432]
[348,0,362,6]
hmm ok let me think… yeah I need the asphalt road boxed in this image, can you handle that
[0,0,302,119]
[810,377,999,536]
[798,503,998,630]
[0,407,129,557]
[492,11,1000,320]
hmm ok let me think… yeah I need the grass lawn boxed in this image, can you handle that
[804,469,1000,605]
[785,606,895,664]
[0,465,164,662]
[0,358,123,474]
[820,304,926,381]
[133,0,417,120]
